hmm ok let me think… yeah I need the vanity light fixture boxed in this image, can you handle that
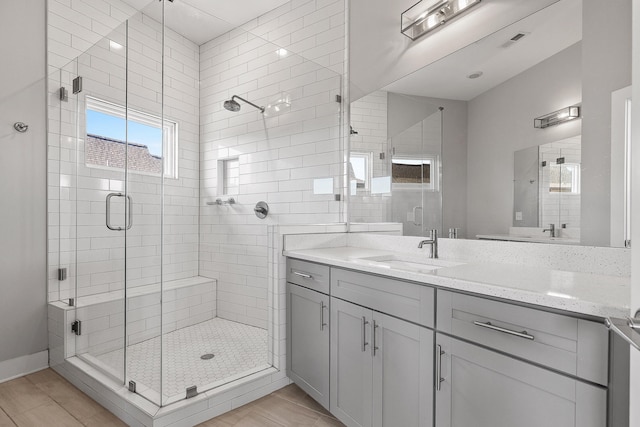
[401,0,482,41]
[534,106,581,129]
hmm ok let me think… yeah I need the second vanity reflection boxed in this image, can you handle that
[478,135,582,244]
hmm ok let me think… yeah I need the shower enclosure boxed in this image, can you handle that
[47,0,344,410]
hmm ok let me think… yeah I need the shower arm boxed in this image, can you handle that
[232,95,265,113]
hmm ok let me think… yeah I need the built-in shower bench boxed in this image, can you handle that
[48,276,217,366]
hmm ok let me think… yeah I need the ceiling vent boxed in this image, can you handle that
[500,32,528,48]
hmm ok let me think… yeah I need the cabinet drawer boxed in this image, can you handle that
[331,268,435,328]
[437,290,608,385]
[287,259,330,294]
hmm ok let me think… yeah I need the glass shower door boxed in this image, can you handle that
[72,21,129,384]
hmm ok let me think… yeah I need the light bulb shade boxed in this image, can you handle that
[534,106,581,129]
[401,0,482,41]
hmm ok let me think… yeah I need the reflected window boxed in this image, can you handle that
[549,163,580,194]
[349,152,373,189]
[85,96,178,178]
[392,156,438,190]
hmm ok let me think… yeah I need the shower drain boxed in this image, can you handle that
[201,353,215,360]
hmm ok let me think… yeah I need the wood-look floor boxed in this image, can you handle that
[0,369,344,427]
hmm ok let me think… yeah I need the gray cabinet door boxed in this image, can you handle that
[331,297,374,427]
[435,333,607,427]
[372,311,433,427]
[287,283,330,410]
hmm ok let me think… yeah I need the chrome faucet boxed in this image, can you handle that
[418,229,438,259]
[543,223,556,237]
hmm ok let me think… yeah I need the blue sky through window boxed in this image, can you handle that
[86,109,163,157]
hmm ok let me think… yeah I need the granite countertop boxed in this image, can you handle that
[283,246,629,319]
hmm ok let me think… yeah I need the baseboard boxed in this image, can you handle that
[0,350,49,383]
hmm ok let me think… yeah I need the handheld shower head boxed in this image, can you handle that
[223,95,265,113]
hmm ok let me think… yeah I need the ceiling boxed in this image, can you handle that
[383,0,582,101]
[141,0,290,45]
[350,0,563,101]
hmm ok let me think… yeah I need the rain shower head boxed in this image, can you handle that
[223,95,265,113]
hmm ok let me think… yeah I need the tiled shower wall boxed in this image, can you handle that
[199,0,346,328]
[47,9,201,302]
[47,0,152,70]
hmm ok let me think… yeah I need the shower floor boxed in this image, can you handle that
[94,318,270,404]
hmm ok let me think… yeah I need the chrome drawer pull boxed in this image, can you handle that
[292,271,312,279]
[473,321,535,341]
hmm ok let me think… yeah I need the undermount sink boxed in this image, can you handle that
[357,254,464,273]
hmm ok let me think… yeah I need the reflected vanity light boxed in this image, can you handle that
[401,0,482,41]
[534,106,581,129]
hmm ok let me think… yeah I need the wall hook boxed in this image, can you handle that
[13,122,28,133]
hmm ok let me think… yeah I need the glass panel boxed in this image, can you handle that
[73,21,128,384]
[124,1,165,406]
[558,137,581,241]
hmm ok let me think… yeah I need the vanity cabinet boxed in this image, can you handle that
[286,260,331,410]
[330,297,433,427]
[434,333,606,427]
[285,258,617,427]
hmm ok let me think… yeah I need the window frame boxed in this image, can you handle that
[85,96,179,179]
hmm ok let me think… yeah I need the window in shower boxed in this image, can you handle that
[85,96,179,178]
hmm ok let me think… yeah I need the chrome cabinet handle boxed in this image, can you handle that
[372,320,379,356]
[436,344,445,391]
[473,321,535,341]
[106,193,133,231]
[320,301,328,330]
[361,316,369,352]
[292,271,312,279]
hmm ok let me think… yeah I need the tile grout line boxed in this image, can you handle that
[0,406,17,427]
[23,374,88,427]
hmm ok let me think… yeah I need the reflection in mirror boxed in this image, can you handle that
[349,92,442,236]
[348,0,631,247]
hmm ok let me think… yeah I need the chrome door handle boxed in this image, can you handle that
[436,344,445,391]
[413,206,422,226]
[361,316,369,352]
[106,193,133,231]
[372,320,379,356]
[320,301,328,330]
[292,271,312,279]
[473,321,535,341]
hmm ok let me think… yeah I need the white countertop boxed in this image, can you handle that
[283,247,630,319]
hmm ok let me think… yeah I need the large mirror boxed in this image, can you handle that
[348,0,632,247]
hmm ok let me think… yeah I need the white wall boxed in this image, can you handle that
[580,0,632,246]
[466,42,582,238]
[199,0,346,328]
[0,0,48,364]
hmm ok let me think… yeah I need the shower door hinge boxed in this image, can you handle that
[335,95,342,103]
[186,386,198,399]
[128,381,137,393]
[71,320,82,336]
[58,267,67,281]
[59,87,68,102]
[556,157,565,164]
[72,77,83,94]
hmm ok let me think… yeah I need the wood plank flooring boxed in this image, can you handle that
[0,369,344,427]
